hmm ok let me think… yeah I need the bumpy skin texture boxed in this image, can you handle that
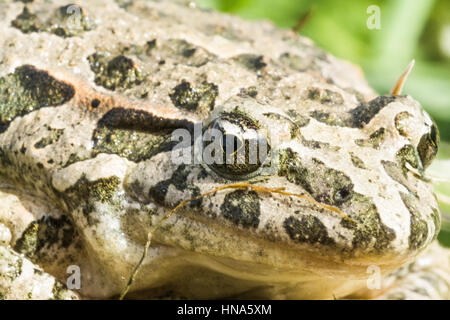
[0,0,448,299]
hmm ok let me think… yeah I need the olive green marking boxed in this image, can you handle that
[34,127,64,149]
[0,65,75,133]
[348,95,396,128]
[286,109,310,127]
[11,7,41,33]
[301,139,339,151]
[149,164,201,207]
[220,190,260,228]
[349,152,366,169]
[310,95,396,128]
[306,87,344,105]
[399,191,430,250]
[92,126,174,163]
[233,54,267,71]
[381,160,417,195]
[417,122,439,169]
[355,128,386,149]
[278,148,353,206]
[169,80,218,112]
[11,5,94,37]
[310,110,346,127]
[284,215,335,246]
[238,86,258,98]
[14,216,75,260]
[396,144,420,175]
[164,39,216,67]
[92,108,189,162]
[64,175,120,204]
[340,193,396,251]
[278,149,395,251]
[62,153,90,168]
[394,111,412,137]
[87,53,145,90]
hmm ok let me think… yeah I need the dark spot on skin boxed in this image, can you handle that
[238,86,258,98]
[306,87,344,105]
[417,122,439,169]
[349,152,366,169]
[92,108,193,162]
[399,192,430,250]
[0,65,75,133]
[220,190,260,228]
[11,7,41,33]
[355,128,386,149]
[284,215,335,246]
[278,149,395,252]
[14,216,75,260]
[149,164,201,207]
[63,175,121,207]
[34,127,64,149]
[381,160,417,196]
[58,175,121,226]
[286,109,310,127]
[340,193,396,251]
[233,54,267,71]
[310,95,396,128]
[91,99,101,108]
[278,148,353,206]
[301,139,339,151]
[348,95,396,128]
[87,53,145,90]
[169,80,218,111]
[396,144,420,175]
[145,39,157,53]
[163,39,216,67]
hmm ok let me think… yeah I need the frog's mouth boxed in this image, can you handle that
[140,202,414,299]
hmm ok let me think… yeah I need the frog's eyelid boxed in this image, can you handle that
[390,59,415,96]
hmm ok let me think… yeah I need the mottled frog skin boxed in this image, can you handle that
[0,0,448,299]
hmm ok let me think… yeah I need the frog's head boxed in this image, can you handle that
[120,86,440,298]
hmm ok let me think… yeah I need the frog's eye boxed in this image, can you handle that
[203,112,270,179]
[417,120,439,169]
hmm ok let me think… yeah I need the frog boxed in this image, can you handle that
[0,0,448,300]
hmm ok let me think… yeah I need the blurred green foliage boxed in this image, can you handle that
[197,0,450,246]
